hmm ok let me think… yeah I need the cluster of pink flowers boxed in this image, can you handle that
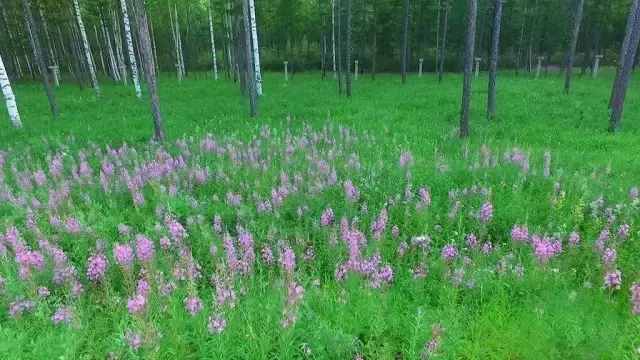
[531,235,562,264]
[320,208,335,226]
[86,253,108,282]
[113,243,134,269]
[371,208,388,240]
[441,245,458,262]
[343,180,360,202]
[511,225,529,242]
[630,283,640,315]
[478,202,494,223]
[184,295,203,316]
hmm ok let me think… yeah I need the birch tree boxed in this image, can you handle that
[331,0,337,78]
[248,0,262,95]
[132,0,165,141]
[73,0,100,96]
[438,0,449,83]
[21,0,58,117]
[401,0,410,84]
[460,0,477,138]
[120,0,142,98]
[242,0,257,116]
[609,0,640,132]
[0,53,21,128]
[564,0,585,94]
[208,1,219,80]
[345,0,352,97]
[487,0,503,120]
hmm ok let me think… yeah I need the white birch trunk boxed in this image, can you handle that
[248,0,262,95]
[38,5,56,67]
[175,5,185,78]
[331,0,337,78]
[73,0,100,96]
[101,16,120,81]
[94,25,107,75]
[208,4,219,80]
[112,9,128,84]
[120,0,141,98]
[0,54,21,128]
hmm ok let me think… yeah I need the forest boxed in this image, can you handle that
[1,0,640,358]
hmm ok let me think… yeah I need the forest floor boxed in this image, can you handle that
[0,71,639,359]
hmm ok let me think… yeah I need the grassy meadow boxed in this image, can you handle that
[0,70,639,359]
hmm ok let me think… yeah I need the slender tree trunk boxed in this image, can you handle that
[401,0,410,84]
[73,0,100,96]
[248,0,262,95]
[208,2,219,80]
[435,0,441,72]
[460,0,477,138]
[610,0,638,107]
[0,1,21,80]
[112,9,128,84]
[438,1,449,83]
[132,0,164,141]
[150,19,158,76]
[371,1,377,80]
[176,5,185,78]
[93,25,107,75]
[487,0,503,120]
[337,0,343,94]
[38,4,56,67]
[21,0,58,117]
[242,0,257,116]
[169,2,180,81]
[609,0,640,132]
[564,0,585,94]
[332,0,337,78]
[101,14,120,81]
[345,0,352,97]
[120,0,142,98]
[516,3,527,76]
[0,54,21,128]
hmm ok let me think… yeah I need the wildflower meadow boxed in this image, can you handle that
[1,72,640,359]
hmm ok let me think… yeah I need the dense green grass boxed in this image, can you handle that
[1,70,640,359]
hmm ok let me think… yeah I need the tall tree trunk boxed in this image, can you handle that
[0,1,21,80]
[21,0,58,117]
[609,0,640,132]
[401,0,410,84]
[337,0,343,94]
[73,0,100,96]
[610,0,638,107]
[0,54,21,128]
[332,0,337,78]
[133,0,165,141]
[100,14,120,81]
[438,1,449,83]
[487,0,503,120]
[564,0,585,94]
[120,0,142,97]
[459,0,477,138]
[435,0,441,72]
[38,4,56,68]
[345,0,352,97]
[112,9,128,84]
[242,0,257,116]
[176,5,185,78]
[515,2,527,76]
[248,0,262,95]
[94,25,107,75]
[208,1,219,80]
[371,1,377,80]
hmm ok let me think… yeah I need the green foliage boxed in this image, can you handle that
[0,70,639,358]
